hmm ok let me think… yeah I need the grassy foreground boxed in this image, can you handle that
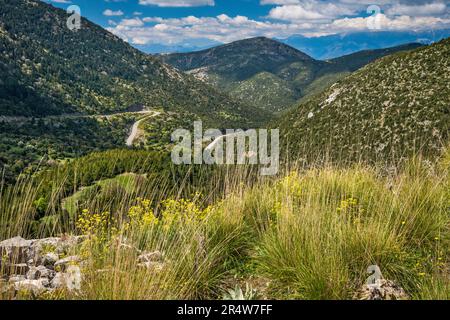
[0,149,449,300]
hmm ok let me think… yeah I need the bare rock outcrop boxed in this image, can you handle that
[354,279,409,300]
[0,236,84,297]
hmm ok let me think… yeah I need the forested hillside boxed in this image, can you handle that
[0,115,136,181]
[161,37,422,113]
[0,0,267,128]
[277,38,450,161]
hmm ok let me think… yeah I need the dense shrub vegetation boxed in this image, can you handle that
[0,115,133,182]
[277,37,450,161]
[162,37,421,113]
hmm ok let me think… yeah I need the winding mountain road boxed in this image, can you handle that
[0,109,162,147]
[126,111,161,147]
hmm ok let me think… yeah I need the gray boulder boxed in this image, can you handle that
[51,265,82,292]
[50,272,65,289]
[14,279,47,296]
[54,256,81,272]
[0,236,32,265]
[27,266,55,280]
[354,279,409,300]
[30,236,84,263]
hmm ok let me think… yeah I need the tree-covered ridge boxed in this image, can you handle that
[161,37,315,79]
[0,115,134,182]
[161,37,422,113]
[276,37,450,161]
[0,0,267,128]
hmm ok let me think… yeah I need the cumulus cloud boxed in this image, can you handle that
[267,1,358,21]
[387,2,448,16]
[103,0,450,48]
[269,5,328,20]
[138,0,214,7]
[332,13,450,32]
[103,9,124,16]
[260,0,300,4]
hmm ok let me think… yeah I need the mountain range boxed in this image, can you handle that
[161,38,422,113]
[0,0,449,178]
[279,30,450,60]
[139,30,450,61]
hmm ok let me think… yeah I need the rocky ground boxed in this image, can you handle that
[0,236,85,297]
[0,236,165,298]
[0,236,409,300]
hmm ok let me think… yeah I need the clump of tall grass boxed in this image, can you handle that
[241,159,448,299]
[70,197,246,300]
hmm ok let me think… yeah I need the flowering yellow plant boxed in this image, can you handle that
[277,172,302,198]
[161,198,211,228]
[128,198,159,227]
[336,197,359,212]
[76,209,117,238]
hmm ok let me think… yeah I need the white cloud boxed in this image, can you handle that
[332,13,450,32]
[103,9,124,16]
[108,14,314,46]
[261,0,299,4]
[103,1,450,48]
[107,9,450,48]
[138,0,214,7]
[48,0,72,3]
[266,1,360,22]
[387,2,448,17]
[268,5,328,20]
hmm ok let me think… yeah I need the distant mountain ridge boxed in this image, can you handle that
[279,30,450,60]
[161,38,423,113]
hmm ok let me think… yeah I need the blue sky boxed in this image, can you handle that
[43,0,450,54]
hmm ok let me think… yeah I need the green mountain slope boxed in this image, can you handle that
[161,37,422,113]
[0,0,267,128]
[232,72,300,113]
[276,38,450,160]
